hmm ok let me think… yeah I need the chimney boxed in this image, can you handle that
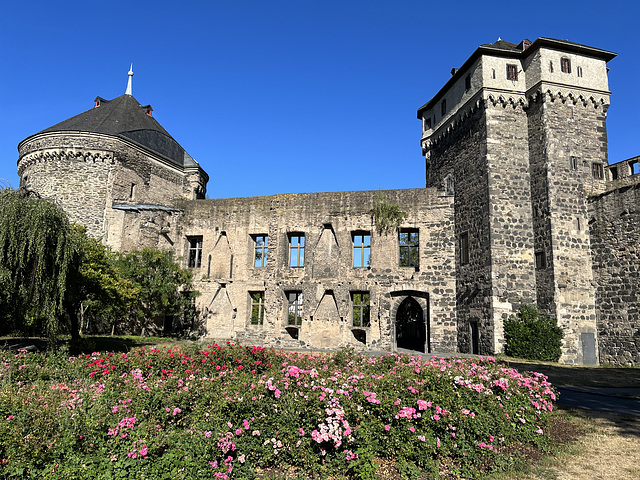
[517,39,532,51]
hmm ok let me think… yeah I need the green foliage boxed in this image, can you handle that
[504,305,564,362]
[115,248,199,335]
[373,191,407,235]
[0,188,80,341]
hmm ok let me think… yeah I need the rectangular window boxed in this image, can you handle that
[441,99,446,116]
[353,232,371,267]
[187,236,203,268]
[631,160,639,175]
[535,251,546,269]
[506,64,518,81]
[424,117,431,130]
[592,163,603,179]
[561,57,571,74]
[459,232,469,265]
[351,292,370,327]
[287,291,303,326]
[250,291,265,325]
[289,234,305,267]
[253,235,268,267]
[465,74,471,91]
[610,166,618,180]
[570,156,578,170]
[399,229,419,267]
[577,66,583,77]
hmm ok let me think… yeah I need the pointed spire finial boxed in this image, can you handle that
[125,64,134,96]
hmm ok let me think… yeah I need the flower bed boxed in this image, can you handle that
[0,344,556,479]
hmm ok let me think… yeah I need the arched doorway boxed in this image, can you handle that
[396,297,427,353]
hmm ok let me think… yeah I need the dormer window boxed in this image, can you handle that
[561,57,571,74]
[146,106,153,117]
[94,99,101,108]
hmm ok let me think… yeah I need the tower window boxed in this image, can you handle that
[561,57,571,74]
[459,232,469,265]
[465,74,471,91]
[187,236,203,268]
[441,100,446,116]
[535,251,546,269]
[592,163,604,179]
[577,66,583,77]
[506,64,518,81]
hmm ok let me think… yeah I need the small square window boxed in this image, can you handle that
[289,233,305,267]
[253,235,268,267]
[561,57,571,74]
[351,292,371,327]
[459,232,469,265]
[287,291,303,326]
[353,232,371,267]
[535,251,546,269]
[250,291,265,325]
[592,163,603,179]
[187,236,203,268]
[506,64,518,81]
[399,229,419,268]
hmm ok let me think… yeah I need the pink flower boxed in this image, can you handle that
[384,425,390,431]
[235,428,242,436]
[139,447,148,457]
[205,431,212,438]
[5,415,14,421]
[238,454,245,463]
[172,407,181,416]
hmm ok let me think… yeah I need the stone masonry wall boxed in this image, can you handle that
[116,188,456,352]
[589,181,640,365]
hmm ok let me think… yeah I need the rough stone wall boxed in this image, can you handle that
[117,188,456,352]
[528,91,606,364]
[424,102,494,354]
[589,181,640,365]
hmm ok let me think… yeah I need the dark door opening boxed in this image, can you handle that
[396,297,427,353]
[470,321,479,354]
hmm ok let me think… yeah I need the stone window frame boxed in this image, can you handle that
[610,166,619,180]
[187,236,203,269]
[459,232,469,266]
[570,156,578,171]
[630,159,639,176]
[352,231,371,268]
[288,233,305,268]
[561,57,571,74]
[506,63,518,81]
[577,66,583,78]
[252,234,268,267]
[535,251,547,270]
[351,291,371,328]
[286,291,303,326]
[592,162,604,179]
[398,228,419,268]
[249,291,265,325]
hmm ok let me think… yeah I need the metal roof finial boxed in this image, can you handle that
[125,64,134,96]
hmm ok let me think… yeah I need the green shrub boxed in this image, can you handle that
[504,305,564,362]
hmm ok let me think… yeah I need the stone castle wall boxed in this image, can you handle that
[589,180,640,365]
[116,188,457,351]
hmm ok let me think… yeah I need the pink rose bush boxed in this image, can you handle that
[0,345,557,478]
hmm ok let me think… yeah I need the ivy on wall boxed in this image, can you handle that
[373,191,408,235]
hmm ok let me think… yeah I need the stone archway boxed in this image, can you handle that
[395,296,427,353]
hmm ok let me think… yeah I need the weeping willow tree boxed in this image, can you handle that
[0,188,80,343]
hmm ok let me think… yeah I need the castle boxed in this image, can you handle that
[16,38,640,365]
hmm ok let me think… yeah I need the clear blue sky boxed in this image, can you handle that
[1,1,638,198]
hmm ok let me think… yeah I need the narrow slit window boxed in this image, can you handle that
[460,232,469,265]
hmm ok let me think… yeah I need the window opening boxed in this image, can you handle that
[535,251,546,269]
[577,66,583,77]
[188,236,203,268]
[561,57,571,74]
[610,166,618,180]
[129,183,136,200]
[253,235,268,267]
[287,291,303,326]
[353,233,371,267]
[399,229,419,268]
[465,75,471,91]
[631,160,639,175]
[592,163,603,179]
[549,61,554,73]
[570,156,578,170]
[459,232,469,265]
[506,64,518,81]
[351,292,371,327]
[289,234,305,267]
[441,99,446,116]
[250,292,265,325]
[424,117,431,130]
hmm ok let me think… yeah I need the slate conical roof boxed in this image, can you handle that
[39,94,198,168]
